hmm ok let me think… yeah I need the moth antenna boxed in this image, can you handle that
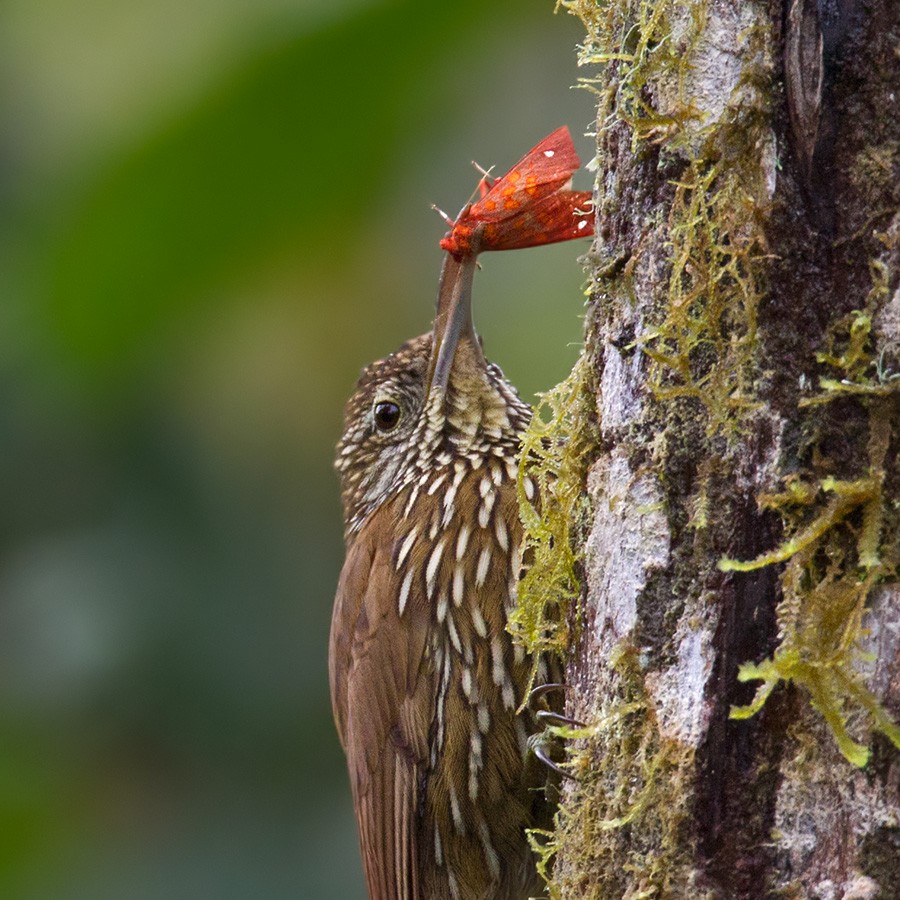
[431,203,455,227]
[471,161,495,199]
[470,160,495,180]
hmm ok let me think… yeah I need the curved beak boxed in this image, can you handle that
[426,227,486,396]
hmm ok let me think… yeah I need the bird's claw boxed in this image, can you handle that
[532,740,578,782]
[528,682,566,705]
[536,708,587,729]
[528,683,585,782]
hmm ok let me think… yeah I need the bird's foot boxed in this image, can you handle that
[527,683,589,781]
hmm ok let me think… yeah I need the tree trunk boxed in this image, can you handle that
[524,2,900,896]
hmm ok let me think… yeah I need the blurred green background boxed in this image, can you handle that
[0,1,593,896]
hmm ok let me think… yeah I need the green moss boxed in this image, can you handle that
[510,355,597,679]
[560,0,771,441]
[528,645,698,899]
[529,4,897,899]
[720,303,900,766]
[556,0,704,149]
[642,161,767,436]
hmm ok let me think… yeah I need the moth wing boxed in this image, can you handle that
[479,189,594,252]
[464,126,581,225]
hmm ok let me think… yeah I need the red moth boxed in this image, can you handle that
[438,126,594,258]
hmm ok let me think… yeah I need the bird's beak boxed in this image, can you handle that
[427,227,486,396]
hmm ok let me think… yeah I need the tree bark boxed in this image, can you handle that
[537,2,900,896]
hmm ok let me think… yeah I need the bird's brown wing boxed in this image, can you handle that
[329,501,435,900]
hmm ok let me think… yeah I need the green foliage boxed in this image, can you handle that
[20,0,567,388]
[721,304,900,766]
[32,3,480,378]
[1,2,589,896]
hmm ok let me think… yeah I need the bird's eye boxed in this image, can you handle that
[373,401,402,432]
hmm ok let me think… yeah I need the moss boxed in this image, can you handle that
[560,0,771,442]
[524,4,899,898]
[509,355,598,680]
[556,0,705,149]
[641,161,767,437]
[720,301,900,766]
[529,645,700,900]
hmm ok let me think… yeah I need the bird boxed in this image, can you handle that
[330,224,557,899]
[330,126,593,900]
